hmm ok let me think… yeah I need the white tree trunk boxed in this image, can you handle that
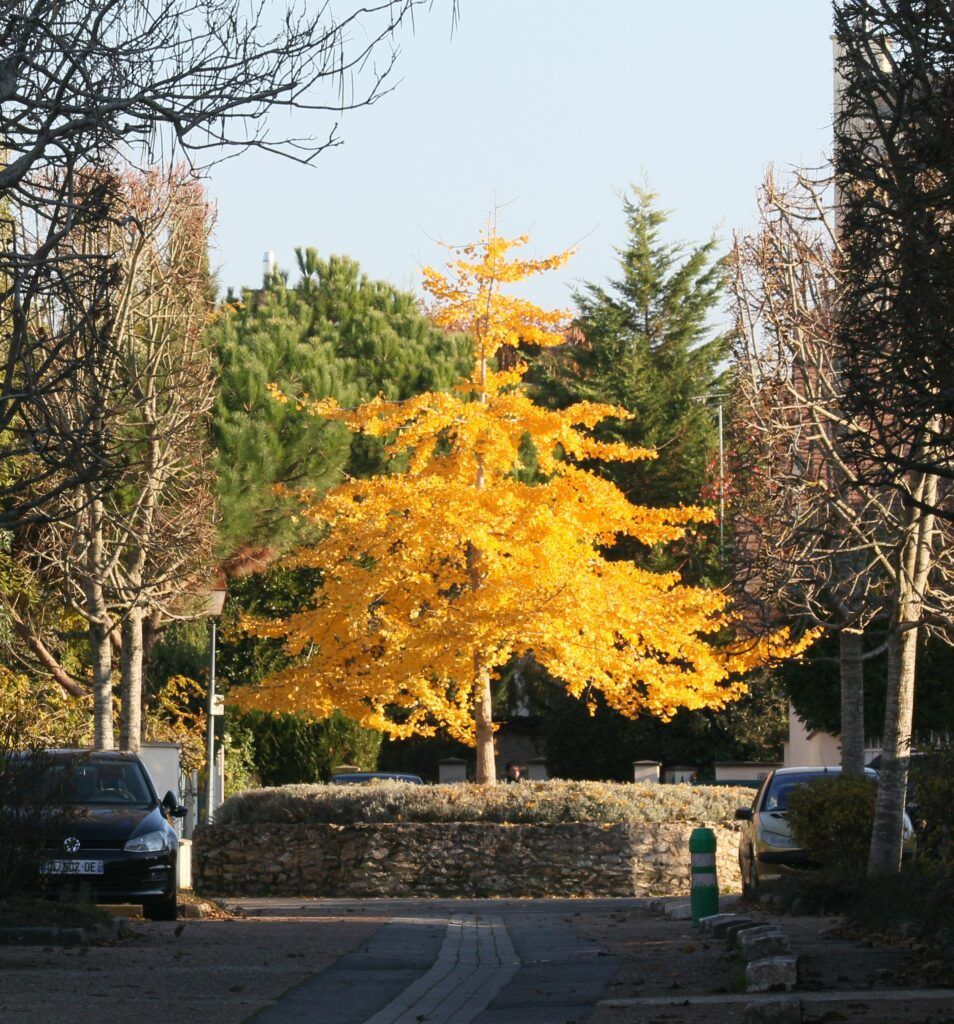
[867,611,918,875]
[85,499,114,750]
[120,606,144,751]
[470,346,497,784]
[868,471,937,876]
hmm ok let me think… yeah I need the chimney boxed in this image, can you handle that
[263,250,276,285]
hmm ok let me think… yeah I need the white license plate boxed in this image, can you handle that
[40,859,104,875]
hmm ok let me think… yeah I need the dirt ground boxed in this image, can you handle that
[579,902,954,1024]
[0,905,379,1024]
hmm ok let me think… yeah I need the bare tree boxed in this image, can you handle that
[833,0,954,520]
[25,168,217,751]
[8,168,133,746]
[0,0,442,526]
[108,168,217,751]
[731,170,889,776]
[731,169,954,873]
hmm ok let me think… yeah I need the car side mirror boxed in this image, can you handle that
[735,807,753,821]
[161,790,183,816]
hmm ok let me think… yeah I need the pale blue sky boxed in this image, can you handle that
[209,1,835,309]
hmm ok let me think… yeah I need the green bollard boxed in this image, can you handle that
[689,826,719,928]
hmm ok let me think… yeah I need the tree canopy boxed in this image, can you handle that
[834,1,954,519]
[231,225,807,782]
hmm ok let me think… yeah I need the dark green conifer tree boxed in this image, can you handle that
[212,249,471,558]
[531,187,728,556]
[525,189,782,773]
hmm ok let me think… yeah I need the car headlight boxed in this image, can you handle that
[124,830,171,853]
[758,828,793,848]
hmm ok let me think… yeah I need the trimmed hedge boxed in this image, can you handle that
[214,779,752,827]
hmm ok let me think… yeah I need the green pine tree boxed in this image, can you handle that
[212,249,471,557]
[530,186,728,573]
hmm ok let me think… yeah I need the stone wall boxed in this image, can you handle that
[193,821,741,898]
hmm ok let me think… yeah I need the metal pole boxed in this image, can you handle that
[717,402,724,562]
[205,618,216,825]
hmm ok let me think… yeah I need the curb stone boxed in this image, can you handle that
[0,926,86,946]
[700,913,756,939]
[727,920,763,946]
[664,902,693,921]
[746,955,799,993]
[648,897,693,919]
[738,926,792,961]
[698,913,739,936]
[178,901,214,919]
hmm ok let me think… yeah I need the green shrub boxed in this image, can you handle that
[844,862,954,945]
[911,742,954,863]
[240,709,382,786]
[770,862,954,950]
[214,779,752,827]
[787,775,877,871]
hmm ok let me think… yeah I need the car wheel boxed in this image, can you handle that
[143,891,177,921]
[748,853,760,897]
[742,848,759,897]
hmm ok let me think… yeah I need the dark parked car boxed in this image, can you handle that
[17,749,185,920]
[735,765,915,893]
[329,772,425,785]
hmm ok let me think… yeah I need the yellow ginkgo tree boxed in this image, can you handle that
[233,224,808,784]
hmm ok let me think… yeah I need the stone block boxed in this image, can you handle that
[664,902,693,921]
[726,922,762,949]
[742,997,803,1023]
[698,913,742,937]
[738,926,791,960]
[745,955,799,993]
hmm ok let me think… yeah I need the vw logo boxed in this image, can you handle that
[63,836,81,854]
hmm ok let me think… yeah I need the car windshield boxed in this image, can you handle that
[20,757,154,807]
[761,771,841,812]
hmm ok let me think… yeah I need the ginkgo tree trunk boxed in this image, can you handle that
[235,224,809,783]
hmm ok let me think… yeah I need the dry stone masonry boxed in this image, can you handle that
[194,821,740,898]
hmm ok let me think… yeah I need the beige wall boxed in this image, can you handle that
[784,703,841,767]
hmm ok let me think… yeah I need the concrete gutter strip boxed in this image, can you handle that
[0,917,124,945]
[600,989,954,1008]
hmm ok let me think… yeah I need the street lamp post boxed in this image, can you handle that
[204,583,227,825]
